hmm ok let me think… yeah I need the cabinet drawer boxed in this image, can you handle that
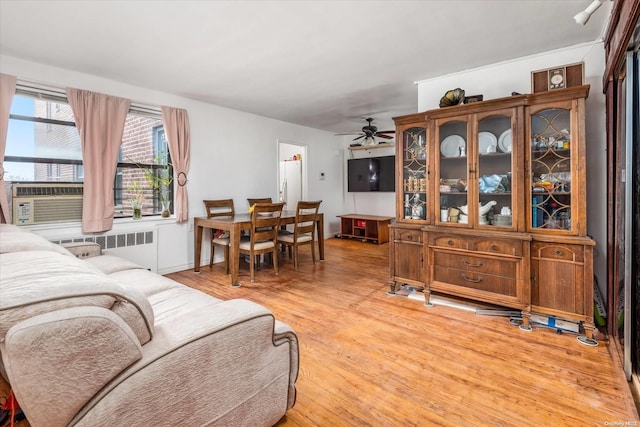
[395,229,423,243]
[433,252,517,278]
[532,242,584,262]
[430,233,522,256]
[472,238,522,256]
[433,266,518,297]
[430,234,467,250]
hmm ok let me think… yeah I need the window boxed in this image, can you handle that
[5,88,172,218]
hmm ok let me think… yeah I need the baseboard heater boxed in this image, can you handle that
[45,228,158,272]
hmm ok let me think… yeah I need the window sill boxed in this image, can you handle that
[21,215,175,234]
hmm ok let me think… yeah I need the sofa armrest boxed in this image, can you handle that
[70,299,299,427]
[61,242,103,259]
[274,320,299,409]
[2,306,143,427]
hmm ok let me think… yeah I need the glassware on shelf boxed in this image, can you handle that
[530,108,573,232]
[402,126,427,221]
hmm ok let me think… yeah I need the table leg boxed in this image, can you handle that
[229,223,241,287]
[317,216,325,260]
[194,224,203,273]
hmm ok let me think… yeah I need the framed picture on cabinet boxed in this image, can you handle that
[531,62,584,93]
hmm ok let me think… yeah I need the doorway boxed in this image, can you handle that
[277,140,307,210]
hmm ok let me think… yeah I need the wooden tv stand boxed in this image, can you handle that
[338,214,393,244]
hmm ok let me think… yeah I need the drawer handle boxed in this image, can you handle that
[447,239,454,246]
[554,249,563,256]
[461,259,484,267]
[407,234,413,241]
[491,245,500,251]
[461,274,483,283]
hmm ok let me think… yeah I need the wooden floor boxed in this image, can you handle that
[168,237,639,427]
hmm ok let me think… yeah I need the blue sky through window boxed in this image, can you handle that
[6,96,35,180]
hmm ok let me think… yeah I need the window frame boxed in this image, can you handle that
[5,85,173,219]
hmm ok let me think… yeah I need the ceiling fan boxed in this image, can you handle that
[335,117,395,146]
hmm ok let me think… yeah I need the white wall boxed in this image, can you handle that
[1,41,609,285]
[1,55,346,274]
[416,41,608,294]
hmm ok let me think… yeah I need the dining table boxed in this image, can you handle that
[193,211,325,286]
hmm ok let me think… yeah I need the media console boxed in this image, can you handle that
[338,214,393,244]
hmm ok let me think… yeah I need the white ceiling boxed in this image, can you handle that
[0,0,610,135]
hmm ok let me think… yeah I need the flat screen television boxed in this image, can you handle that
[347,156,395,192]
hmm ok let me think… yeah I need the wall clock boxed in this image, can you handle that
[549,68,566,90]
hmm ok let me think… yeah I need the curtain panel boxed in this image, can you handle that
[0,73,17,224]
[66,88,130,233]
[161,106,190,223]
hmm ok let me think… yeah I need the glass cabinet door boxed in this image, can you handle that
[476,113,514,228]
[436,119,468,224]
[402,126,427,221]
[529,107,573,232]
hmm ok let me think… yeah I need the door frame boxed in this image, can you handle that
[277,139,308,205]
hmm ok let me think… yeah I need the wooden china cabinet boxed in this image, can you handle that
[389,86,596,343]
[388,113,428,292]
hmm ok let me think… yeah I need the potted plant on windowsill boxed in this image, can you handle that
[128,180,145,220]
[142,151,173,218]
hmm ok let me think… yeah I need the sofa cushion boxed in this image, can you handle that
[61,242,103,259]
[109,268,185,298]
[0,228,73,256]
[85,253,146,275]
[0,250,154,345]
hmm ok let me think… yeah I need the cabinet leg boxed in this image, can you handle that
[518,310,532,332]
[386,280,399,296]
[577,321,598,346]
[423,289,434,307]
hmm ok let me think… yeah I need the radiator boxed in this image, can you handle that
[46,227,158,272]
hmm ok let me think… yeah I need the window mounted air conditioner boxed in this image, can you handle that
[12,183,83,225]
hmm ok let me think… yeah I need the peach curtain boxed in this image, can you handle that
[161,106,190,223]
[67,88,130,233]
[0,73,17,224]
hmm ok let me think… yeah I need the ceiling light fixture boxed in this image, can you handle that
[573,0,603,25]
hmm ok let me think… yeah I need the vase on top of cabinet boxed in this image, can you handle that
[388,113,429,295]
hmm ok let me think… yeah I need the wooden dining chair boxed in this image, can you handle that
[239,202,284,282]
[247,197,272,208]
[277,200,322,270]
[203,199,234,272]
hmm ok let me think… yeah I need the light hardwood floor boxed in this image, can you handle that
[167,237,639,426]
[2,238,636,426]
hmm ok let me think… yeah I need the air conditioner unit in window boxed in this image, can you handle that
[12,183,83,225]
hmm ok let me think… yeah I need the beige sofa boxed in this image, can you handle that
[0,224,299,426]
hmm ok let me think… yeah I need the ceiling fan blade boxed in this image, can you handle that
[376,134,394,139]
[376,130,395,134]
[335,132,363,136]
[352,135,365,141]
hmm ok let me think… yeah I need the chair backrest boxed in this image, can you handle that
[294,200,322,238]
[203,199,234,218]
[247,197,272,208]
[250,202,284,244]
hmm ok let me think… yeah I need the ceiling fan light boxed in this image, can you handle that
[363,136,376,146]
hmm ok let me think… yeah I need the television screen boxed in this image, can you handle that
[378,156,395,192]
[347,156,395,192]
